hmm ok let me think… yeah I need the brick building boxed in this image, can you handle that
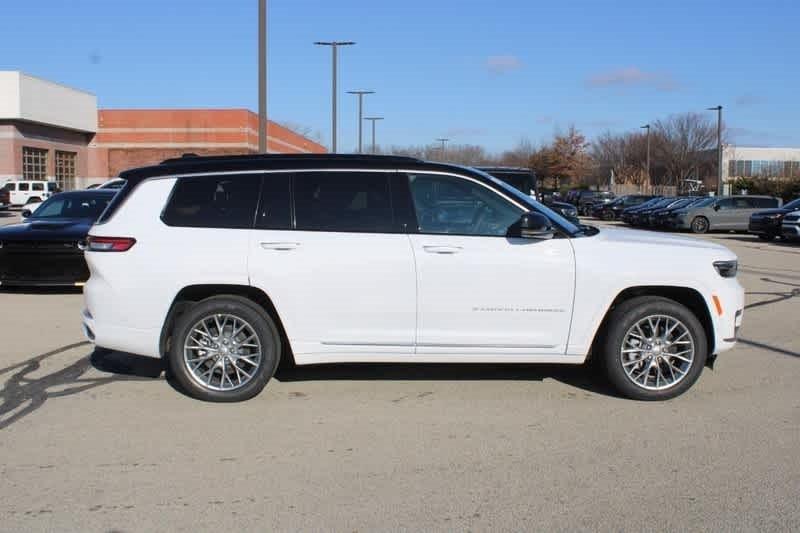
[0,71,326,189]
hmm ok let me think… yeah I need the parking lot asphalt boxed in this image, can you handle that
[1,215,799,532]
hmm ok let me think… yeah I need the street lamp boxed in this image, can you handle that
[436,138,449,160]
[640,124,650,185]
[347,90,374,153]
[707,106,723,196]
[314,41,356,153]
[363,117,384,154]
[258,0,268,153]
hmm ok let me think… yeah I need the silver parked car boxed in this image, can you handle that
[669,195,782,234]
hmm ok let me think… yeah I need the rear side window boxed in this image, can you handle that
[19,183,30,191]
[31,182,44,191]
[293,172,394,233]
[162,174,261,229]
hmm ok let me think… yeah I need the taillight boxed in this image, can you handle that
[86,236,137,252]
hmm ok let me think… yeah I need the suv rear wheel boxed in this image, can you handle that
[168,296,280,402]
[601,296,707,401]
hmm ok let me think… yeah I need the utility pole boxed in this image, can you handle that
[347,90,374,153]
[640,124,650,185]
[707,106,723,196]
[436,138,449,160]
[258,0,268,153]
[364,117,384,154]
[314,41,355,153]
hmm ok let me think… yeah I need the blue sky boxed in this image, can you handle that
[1,0,798,152]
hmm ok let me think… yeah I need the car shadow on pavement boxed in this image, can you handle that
[275,362,621,398]
[0,344,161,431]
[0,286,83,295]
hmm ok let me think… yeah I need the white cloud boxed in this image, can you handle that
[486,55,522,74]
[586,67,678,92]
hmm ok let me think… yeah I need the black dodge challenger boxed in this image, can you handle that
[0,189,117,286]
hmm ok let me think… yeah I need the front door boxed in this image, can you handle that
[404,172,575,356]
[248,171,416,360]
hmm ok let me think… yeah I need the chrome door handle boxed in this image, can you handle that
[260,242,300,251]
[423,245,462,254]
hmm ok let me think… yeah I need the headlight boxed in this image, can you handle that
[713,260,738,278]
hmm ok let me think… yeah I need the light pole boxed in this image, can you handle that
[258,0,268,153]
[640,124,650,185]
[363,117,383,154]
[314,41,355,153]
[436,138,449,160]
[707,106,723,196]
[347,90,374,153]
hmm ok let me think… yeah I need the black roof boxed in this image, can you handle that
[118,153,478,184]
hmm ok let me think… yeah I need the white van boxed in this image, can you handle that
[1,180,60,206]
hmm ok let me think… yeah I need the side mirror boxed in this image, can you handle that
[509,211,555,240]
[713,204,721,211]
[21,209,31,218]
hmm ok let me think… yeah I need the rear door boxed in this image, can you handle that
[247,170,416,360]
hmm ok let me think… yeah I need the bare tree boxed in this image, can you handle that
[652,112,718,186]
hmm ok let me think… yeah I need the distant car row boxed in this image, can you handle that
[606,194,799,241]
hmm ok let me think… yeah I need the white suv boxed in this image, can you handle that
[2,180,59,206]
[82,154,744,402]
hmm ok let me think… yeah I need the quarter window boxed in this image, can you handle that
[22,147,48,180]
[408,173,522,236]
[162,174,261,229]
[293,172,394,233]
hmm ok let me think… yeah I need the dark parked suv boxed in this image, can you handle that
[575,190,615,216]
[748,197,800,241]
[593,195,655,220]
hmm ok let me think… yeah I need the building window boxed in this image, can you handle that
[55,151,77,191]
[22,147,48,180]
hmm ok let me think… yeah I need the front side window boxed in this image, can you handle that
[716,198,734,210]
[293,172,394,233]
[162,174,261,229]
[408,173,522,236]
[22,147,48,180]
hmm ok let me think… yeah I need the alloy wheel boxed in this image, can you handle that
[183,313,262,391]
[619,314,695,391]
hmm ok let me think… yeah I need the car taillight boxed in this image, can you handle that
[86,236,137,252]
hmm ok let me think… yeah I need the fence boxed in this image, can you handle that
[611,183,677,196]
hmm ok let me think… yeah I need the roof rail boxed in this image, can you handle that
[159,153,422,166]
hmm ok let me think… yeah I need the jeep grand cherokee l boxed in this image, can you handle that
[82,154,744,402]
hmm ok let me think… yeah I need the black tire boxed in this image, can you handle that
[757,233,775,241]
[602,211,615,221]
[601,296,707,401]
[168,295,281,402]
[690,216,709,234]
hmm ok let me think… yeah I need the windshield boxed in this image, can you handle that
[30,193,112,220]
[687,197,714,208]
[784,197,800,210]
[473,170,583,236]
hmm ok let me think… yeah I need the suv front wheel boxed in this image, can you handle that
[601,296,707,401]
[168,296,281,402]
